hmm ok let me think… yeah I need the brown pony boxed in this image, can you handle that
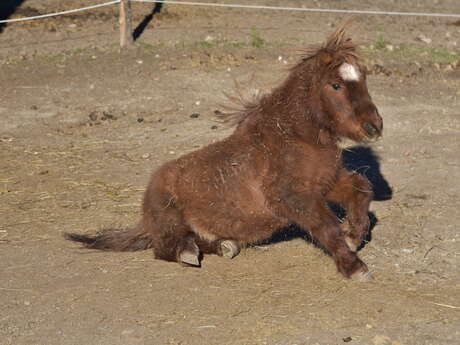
[65,25,383,280]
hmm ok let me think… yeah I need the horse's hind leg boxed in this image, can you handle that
[143,203,201,266]
[194,237,241,259]
[178,234,200,266]
[219,240,240,259]
[151,226,201,266]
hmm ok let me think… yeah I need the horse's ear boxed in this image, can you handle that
[317,50,333,66]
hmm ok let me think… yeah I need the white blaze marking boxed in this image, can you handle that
[339,63,360,81]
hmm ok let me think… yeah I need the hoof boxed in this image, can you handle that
[220,240,240,259]
[179,251,200,267]
[350,269,373,281]
[345,236,358,252]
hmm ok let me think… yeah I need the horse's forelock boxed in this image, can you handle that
[324,22,359,53]
[298,22,361,72]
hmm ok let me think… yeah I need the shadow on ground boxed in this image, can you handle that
[343,145,393,201]
[0,0,26,33]
[133,2,163,41]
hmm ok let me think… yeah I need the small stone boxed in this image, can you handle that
[195,101,201,106]
[343,336,352,343]
[142,153,150,159]
[416,34,432,44]
[385,44,394,52]
[190,113,200,119]
[137,60,143,64]
[137,117,144,123]
[211,125,218,130]
[205,35,214,42]
[102,112,115,120]
[89,111,98,121]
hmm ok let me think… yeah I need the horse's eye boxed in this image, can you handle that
[332,83,342,91]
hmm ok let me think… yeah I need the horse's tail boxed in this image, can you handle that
[64,224,153,252]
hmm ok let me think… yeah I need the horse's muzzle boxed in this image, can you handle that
[358,104,382,140]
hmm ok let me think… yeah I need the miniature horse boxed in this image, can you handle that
[66,25,383,280]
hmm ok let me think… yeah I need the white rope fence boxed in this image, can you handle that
[1,0,460,24]
[133,0,460,19]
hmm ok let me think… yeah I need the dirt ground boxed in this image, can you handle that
[1,1,460,344]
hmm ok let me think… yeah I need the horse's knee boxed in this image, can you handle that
[353,174,374,200]
[341,218,369,252]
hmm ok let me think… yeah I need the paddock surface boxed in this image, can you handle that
[1,1,459,344]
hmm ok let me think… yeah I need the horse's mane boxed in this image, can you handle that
[217,22,362,126]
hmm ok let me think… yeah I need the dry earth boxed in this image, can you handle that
[1,1,460,344]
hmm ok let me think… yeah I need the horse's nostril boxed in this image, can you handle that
[362,122,378,137]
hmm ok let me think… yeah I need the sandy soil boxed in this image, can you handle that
[1,1,459,344]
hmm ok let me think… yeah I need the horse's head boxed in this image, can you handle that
[302,26,383,142]
[318,56,382,142]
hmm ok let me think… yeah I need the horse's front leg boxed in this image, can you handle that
[326,169,373,252]
[280,190,371,280]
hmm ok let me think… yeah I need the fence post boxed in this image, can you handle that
[120,0,133,48]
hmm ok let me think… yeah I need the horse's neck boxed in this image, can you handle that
[234,77,338,149]
[233,114,338,158]
[265,108,338,148]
